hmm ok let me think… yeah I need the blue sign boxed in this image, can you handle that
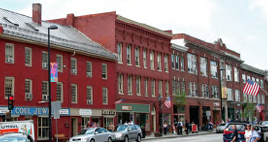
[0,106,70,116]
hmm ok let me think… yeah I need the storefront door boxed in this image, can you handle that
[71,118,78,136]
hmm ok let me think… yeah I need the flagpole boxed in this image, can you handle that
[260,87,268,96]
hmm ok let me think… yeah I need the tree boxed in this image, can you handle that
[240,101,255,123]
[173,91,187,114]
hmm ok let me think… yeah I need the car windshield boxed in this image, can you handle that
[78,128,95,135]
[117,125,128,131]
[0,136,28,142]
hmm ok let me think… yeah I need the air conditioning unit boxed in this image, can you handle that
[87,100,92,104]
[6,58,13,63]
[71,69,77,74]
[25,93,32,100]
[87,72,92,77]
[42,63,47,68]
[42,95,48,101]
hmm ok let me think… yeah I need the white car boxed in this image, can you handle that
[69,127,113,142]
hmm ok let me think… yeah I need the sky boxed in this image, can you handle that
[2,0,267,70]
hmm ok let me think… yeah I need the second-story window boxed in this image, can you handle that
[242,74,246,83]
[181,81,185,93]
[150,51,154,70]
[200,57,208,77]
[243,93,247,102]
[71,58,77,75]
[261,80,264,88]
[189,82,198,97]
[127,45,131,65]
[143,49,147,68]
[25,47,32,66]
[117,43,122,63]
[56,82,63,102]
[211,86,219,99]
[102,87,108,105]
[171,54,175,69]
[256,78,260,85]
[56,55,63,72]
[71,84,77,103]
[253,95,257,103]
[128,75,132,95]
[87,62,92,77]
[164,55,168,72]
[165,81,169,96]
[226,64,232,81]
[258,94,260,104]
[25,79,32,101]
[172,79,176,93]
[262,95,265,104]
[5,43,14,64]
[227,88,233,101]
[135,47,140,66]
[202,84,209,98]
[210,61,218,78]
[87,86,93,105]
[136,76,141,96]
[187,53,197,74]
[144,78,148,97]
[158,81,162,97]
[151,80,155,97]
[102,64,107,79]
[5,77,14,99]
[42,81,48,101]
[235,90,240,102]
[158,53,162,71]
[252,77,255,82]
[180,57,184,71]
[118,74,123,94]
[42,52,48,69]
[177,80,180,94]
[175,55,179,70]
[234,67,239,82]
[248,94,252,102]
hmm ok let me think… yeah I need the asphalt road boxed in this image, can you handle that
[143,133,223,142]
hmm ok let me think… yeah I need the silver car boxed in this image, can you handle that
[69,127,113,142]
[0,133,34,142]
[216,123,225,133]
[113,125,142,142]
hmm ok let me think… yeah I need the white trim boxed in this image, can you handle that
[25,47,32,66]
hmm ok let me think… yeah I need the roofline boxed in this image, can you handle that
[240,63,266,76]
[171,43,188,52]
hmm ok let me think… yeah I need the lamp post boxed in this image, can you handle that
[158,95,163,136]
[48,25,58,142]
[220,68,226,122]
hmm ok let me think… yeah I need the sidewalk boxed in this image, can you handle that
[143,130,216,141]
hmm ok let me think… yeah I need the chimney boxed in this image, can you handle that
[66,13,75,27]
[32,3,42,26]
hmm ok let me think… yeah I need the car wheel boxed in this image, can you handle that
[124,136,129,142]
[90,139,95,142]
[107,137,112,142]
[136,134,141,142]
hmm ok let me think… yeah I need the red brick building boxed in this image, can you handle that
[49,11,173,134]
[0,4,116,141]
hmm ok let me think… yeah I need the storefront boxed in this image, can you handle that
[212,102,221,125]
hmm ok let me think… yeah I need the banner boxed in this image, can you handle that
[222,87,227,98]
[50,62,58,82]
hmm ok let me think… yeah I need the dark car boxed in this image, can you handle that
[223,122,248,142]
[253,125,268,142]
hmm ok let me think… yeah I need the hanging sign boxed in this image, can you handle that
[51,62,58,82]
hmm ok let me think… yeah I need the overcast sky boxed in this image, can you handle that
[2,0,267,70]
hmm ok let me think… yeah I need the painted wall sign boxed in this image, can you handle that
[122,106,132,111]
[50,62,58,82]
[0,107,70,116]
[102,110,116,116]
[79,109,92,116]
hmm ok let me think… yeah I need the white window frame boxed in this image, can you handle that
[247,75,251,81]
[187,53,197,74]
[102,87,108,105]
[234,67,239,82]
[143,49,147,68]
[150,51,155,70]
[87,61,92,77]
[25,79,32,101]
[256,78,260,85]
[235,90,240,102]
[71,84,77,103]
[175,55,179,70]
[71,58,77,75]
[189,82,198,97]
[128,75,132,95]
[25,47,32,66]
[226,64,232,81]
[171,54,175,69]
[5,77,14,99]
[242,74,246,83]
[42,81,48,101]
[165,81,169,96]
[42,51,48,70]
[157,53,162,71]
[136,76,141,96]
[102,63,107,79]
[211,86,219,99]
[145,78,148,97]
[117,43,123,63]
[151,80,155,97]
[135,47,140,66]
[118,74,123,94]
[56,54,63,72]
[180,57,184,71]
[87,86,93,105]
[202,84,209,98]
[127,45,132,65]
[252,77,255,82]
[159,81,162,97]
[260,80,264,88]
[56,82,63,102]
[210,61,218,78]
[227,88,233,101]
[164,55,168,72]
[5,43,14,64]
[200,57,208,77]
[38,117,49,139]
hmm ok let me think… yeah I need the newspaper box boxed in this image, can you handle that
[192,124,198,133]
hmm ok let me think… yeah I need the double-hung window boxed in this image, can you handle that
[157,53,162,71]
[180,57,184,71]
[210,61,218,78]
[247,75,250,81]
[151,80,155,97]
[252,77,255,82]
[87,86,93,105]
[211,86,219,99]
[253,95,257,103]
[189,82,198,97]
[56,82,63,102]
[102,88,108,105]
[177,80,180,94]
[128,76,132,95]
[227,88,233,101]
[5,43,14,64]
[118,74,123,94]
[71,84,77,103]
[260,80,264,88]
[127,45,131,65]
[159,81,162,97]
[181,81,185,93]
[248,95,252,102]
[242,74,246,83]
[25,79,32,101]
[235,90,240,102]
[135,47,140,66]
[187,53,197,74]
[38,117,49,139]
[226,64,232,81]
[144,78,148,97]
[5,77,14,99]
[256,78,260,85]
[164,55,168,72]
[234,67,239,82]
[143,50,147,68]
[87,62,92,77]
[42,81,48,101]
[243,94,247,102]
[175,55,179,70]
[172,79,176,93]
[165,81,169,96]
[200,57,208,77]
[102,64,107,79]
[202,84,209,98]
[150,51,154,70]
[258,94,260,103]
[136,77,141,96]
[117,43,122,63]
[42,52,48,69]
[262,95,265,104]
[25,47,32,66]
[56,54,63,72]
[71,58,77,75]
[171,54,175,69]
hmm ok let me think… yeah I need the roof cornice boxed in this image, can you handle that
[240,63,266,76]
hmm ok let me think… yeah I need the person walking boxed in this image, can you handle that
[163,121,168,135]
[185,120,189,134]
[249,125,261,142]
[230,125,238,142]
[177,119,183,135]
[244,124,251,142]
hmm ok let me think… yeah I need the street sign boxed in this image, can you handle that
[52,101,61,119]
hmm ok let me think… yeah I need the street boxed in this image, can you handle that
[143,133,222,142]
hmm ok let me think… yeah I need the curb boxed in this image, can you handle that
[143,132,218,141]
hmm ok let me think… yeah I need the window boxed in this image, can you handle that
[256,78,260,85]
[177,80,180,94]
[211,86,219,99]
[42,52,48,69]
[164,55,168,72]
[247,75,250,80]
[157,53,162,71]
[71,84,77,103]
[150,51,154,70]
[189,82,198,97]
[248,95,252,102]
[87,62,92,77]
[171,54,175,69]
[187,53,197,74]
[128,76,132,95]
[243,94,247,102]
[165,81,169,96]
[102,64,107,79]
[136,77,141,96]
[87,86,93,105]
[145,78,148,97]
[25,79,32,100]
[117,43,122,63]
[5,77,14,99]
[180,57,184,71]
[118,74,123,94]
[102,88,108,105]
[56,54,63,72]
[242,74,246,83]
[175,55,179,70]
[151,80,155,97]
[202,84,209,98]
[235,90,240,102]
[252,77,255,82]
[172,79,176,93]
[262,95,265,104]
[42,81,48,101]
[143,50,147,68]
[25,47,32,66]
[81,117,90,130]
[210,61,218,78]
[226,64,232,81]
[71,58,77,75]
[227,88,233,101]
[200,57,208,77]
[253,95,257,103]
[56,82,63,102]
[5,43,14,63]
[38,117,49,139]
[127,45,131,65]
[258,94,260,103]
[159,81,162,97]
[135,47,140,66]
[181,81,185,93]
[260,80,264,88]
[234,67,239,82]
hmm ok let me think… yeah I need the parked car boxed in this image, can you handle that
[260,121,268,126]
[216,123,225,133]
[253,125,268,142]
[0,133,34,142]
[69,127,113,142]
[223,122,248,142]
[113,124,142,142]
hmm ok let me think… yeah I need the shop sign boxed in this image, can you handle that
[0,107,70,115]
[0,107,8,114]
[122,106,132,111]
[79,109,92,116]
[213,102,220,106]
[102,110,115,116]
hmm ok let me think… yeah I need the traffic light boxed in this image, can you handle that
[8,95,14,110]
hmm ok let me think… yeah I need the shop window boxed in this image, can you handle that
[82,117,90,130]
[5,43,14,64]
[103,117,114,130]
[187,53,197,74]
[38,117,49,139]
[25,47,32,66]
[56,54,63,72]
[200,57,208,77]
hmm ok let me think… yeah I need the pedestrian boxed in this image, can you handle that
[177,119,183,135]
[108,122,114,132]
[230,125,238,142]
[86,121,91,128]
[124,121,128,125]
[244,124,251,142]
[185,120,189,134]
[249,125,261,142]
[163,121,168,135]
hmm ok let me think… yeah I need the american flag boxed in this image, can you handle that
[115,98,124,104]
[243,79,260,96]
[164,97,172,108]
[256,103,262,112]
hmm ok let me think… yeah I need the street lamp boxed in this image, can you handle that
[48,25,58,142]
[158,95,163,136]
[219,68,226,123]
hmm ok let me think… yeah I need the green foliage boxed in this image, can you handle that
[240,101,255,121]
[173,91,187,106]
